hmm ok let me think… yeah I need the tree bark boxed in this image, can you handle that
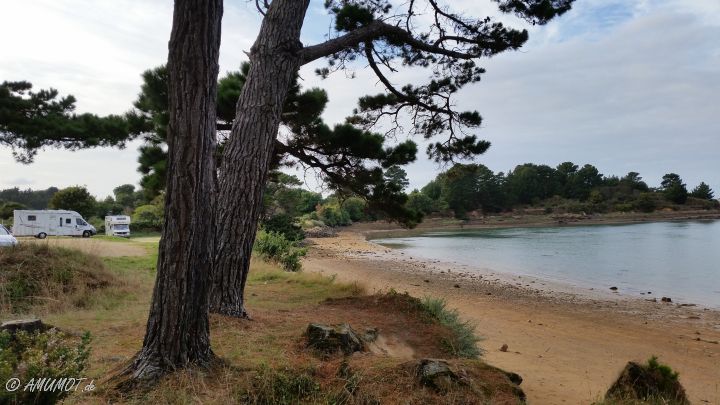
[123,0,222,382]
[210,0,310,317]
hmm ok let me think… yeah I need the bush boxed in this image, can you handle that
[132,204,163,231]
[262,214,305,241]
[419,297,482,359]
[318,206,352,227]
[254,230,307,272]
[601,356,687,405]
[341,197,366,222]
[0,329,91,405]
[633,193,657,213]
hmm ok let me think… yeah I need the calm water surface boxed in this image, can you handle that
[373,220,720,307]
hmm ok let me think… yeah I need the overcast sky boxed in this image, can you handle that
[1,0,718,199]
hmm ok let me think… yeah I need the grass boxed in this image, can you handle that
[419,296,482,359]
[0,244,120,314]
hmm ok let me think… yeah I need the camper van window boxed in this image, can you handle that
[28,215,36,221]
[76,218,88,226]
[0,227,9,236]
[66,218,72,224]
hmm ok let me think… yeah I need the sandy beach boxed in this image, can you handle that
[303,230,720,404]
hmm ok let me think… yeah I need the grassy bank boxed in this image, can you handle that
[0,237,527,404]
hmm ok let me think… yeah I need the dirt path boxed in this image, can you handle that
[19,237,147,257]
[303,232,720,404]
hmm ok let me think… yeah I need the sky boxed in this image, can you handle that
[0,0,718,199]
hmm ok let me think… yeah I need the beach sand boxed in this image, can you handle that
[303,230,720,404]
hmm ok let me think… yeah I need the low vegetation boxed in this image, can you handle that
[0,244,119,314]
[419,296,482,359]
[254,230,307,272]
[597,356,688,405]
[0,329,92,405]
[0,236,529,404]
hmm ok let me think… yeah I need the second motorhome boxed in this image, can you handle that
[12,210,96,239]
[105,215,131,237]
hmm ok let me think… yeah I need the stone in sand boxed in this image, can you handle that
[0,319,49,335]
[306,323,365,355]
[416,359,458,392]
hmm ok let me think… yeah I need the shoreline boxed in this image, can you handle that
[349,210,720,239]
[302,230,720,404]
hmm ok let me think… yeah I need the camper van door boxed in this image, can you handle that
[49,213,61,236]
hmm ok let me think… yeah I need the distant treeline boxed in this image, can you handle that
[406,162,718,219]
[0,187,58,210]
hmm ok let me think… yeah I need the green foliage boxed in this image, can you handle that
[413,161,716,216]
[48,186,97,218]
[128,64,418,224]
[633,193,658,213]
[646,356,679,383]
[0,187,58,210]
[113,184,138,208]
[661,173,688,204]
[439,163,506,218]
[0,201,26,220]
[317,205,352,227]
[690,182,714,200]
[132,203,164,231]
[0,329,92,405]
[263,173,322,219]
[383,165,410,191]
[340,197,367,222]
[254,230,307,272]
[419,297,482,359]
[94,196,124,218]
[262,214,305,241]
[406,190,434,215]
[0,81,131,163]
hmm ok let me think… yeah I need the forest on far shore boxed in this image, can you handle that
[1,161,717,232]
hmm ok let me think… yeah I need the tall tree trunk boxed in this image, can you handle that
[123,0,223,382]
[210,0,310,317]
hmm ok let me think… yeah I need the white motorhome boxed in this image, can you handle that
[12,210,96,239]
[105,215,131,237]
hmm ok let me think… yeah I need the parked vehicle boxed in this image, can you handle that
[0,225,18,247]
[105,215,131,237]
[12,210,96,239]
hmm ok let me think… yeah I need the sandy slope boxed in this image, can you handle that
[303,231,720,404]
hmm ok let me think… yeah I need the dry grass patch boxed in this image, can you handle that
[0,244,121,315]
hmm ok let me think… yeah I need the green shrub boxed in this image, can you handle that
[340,197,366,222]
[318,206,352,227]
[0,329,91,405]
[633,193,657,213]
[254,230,307,272]
[262,214,305,241]
[420,297,482,359]
[131,204,164,231]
